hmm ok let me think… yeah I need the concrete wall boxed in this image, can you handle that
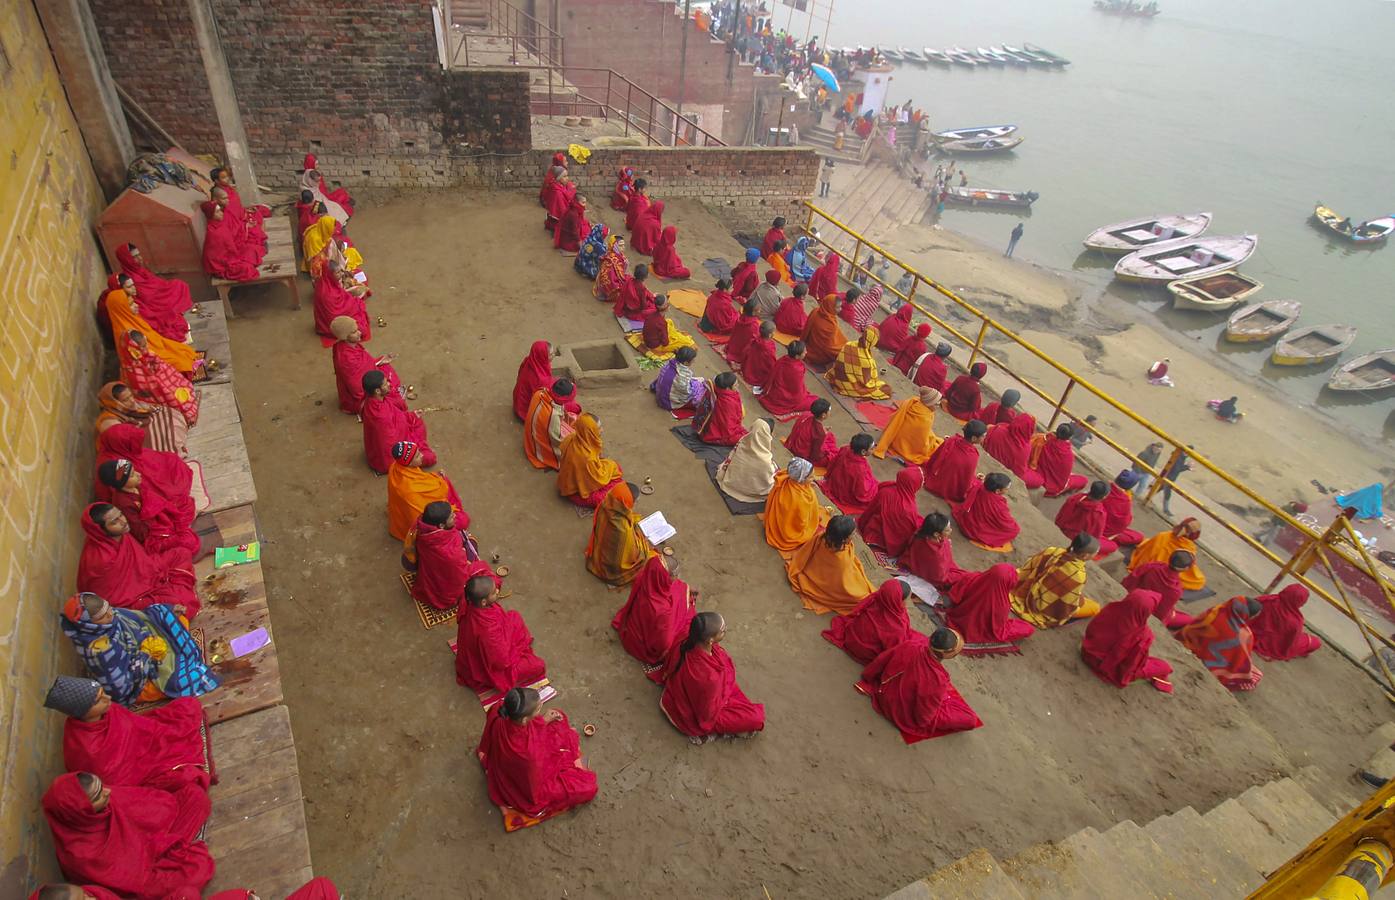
[0,1,110,893]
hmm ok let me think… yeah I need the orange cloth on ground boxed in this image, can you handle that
[557,414,622,499]
[386,463,455,542]
[523,389,574,471]
[761,471,831,554]
[766,252,794,287]
[1127,520,1206,591]
[105,288,197,375]
[785,531,875,615]
[872,396,942,464]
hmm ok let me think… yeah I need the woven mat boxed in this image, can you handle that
[664,288,708,318]
[870,548,901,572]
[400,571,456,629]
[856,400,899,430]
[701,257,732,281]
[913,598,1022,657]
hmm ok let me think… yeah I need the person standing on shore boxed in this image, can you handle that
[1159,446,1193,517]
[819,158,834,198]
[1005,222,1025,258]
[959,170,969,187]
[1131,442,1164,497]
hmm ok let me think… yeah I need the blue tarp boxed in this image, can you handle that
[1335,483,1384,520]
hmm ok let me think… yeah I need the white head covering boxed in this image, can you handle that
[787,457,814,483]
[715,419,778,503]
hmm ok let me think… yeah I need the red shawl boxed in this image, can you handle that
[857,468,924,555]
[1054,493,1107,542]
[1034,435,1078,497]
[943,374,982,419]
[946,564,1033,649]
[808,252,841,301]
[454,601,548,694]
[758,356,819,416]
[642,310,673,350]
[899,534,968,591]
[1120,562,1184,624]
[77,504,199,617]
[952,479,1020,548]
[221,184,267,249]
[702,288,739,333]
[1103,484,1139,539]
[1081,589,1163,687]
[115,244,192,343]
[821,446,879,512]
[651,225,691,278]
[891,327,931,374]
[305,153,355,212]
[542,179,575,228]
[362,393,432,475]
[95,424,188,503]
[774,295,808,335]
[42,772,214,899]
[698,387,748,446]
[1250,585,1322,661]
[475,707,597,817]
[64,699,210,791]
[974,401,1016,425]
[332,341,401,415]
[625,191,650,231]
[108,475,198,558]
[539,152,565,204]
[610,556,695,675]
[199,203,260,281]
[782,410,837,464]
[922,434,980,504]
[610,166,634,210]
[631,201,665,255]
[296,198,319,234]
[912,352,948,392]
[658,643,765,737]
[731,259,760,299]
[553,199,590,251]
[412,520,492,611]
[512,341,552,420]
[983,414,1035,477]
[857,634,983,743]
[313,270,370,344]
[877,306,915,352]
[613,276,658,320]
[724,315,761,365]
[822,581,914,664]
[741,336,778,387]
[760,226,786,258]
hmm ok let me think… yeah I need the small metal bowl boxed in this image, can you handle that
[582,724,597,736]
[495,565,511,578]
[640,485,656,495]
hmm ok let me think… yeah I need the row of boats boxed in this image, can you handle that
[1092,0,1161,17]
[928,123,1024,155]
[1083,212,1395,391]
[878,44,1070,68]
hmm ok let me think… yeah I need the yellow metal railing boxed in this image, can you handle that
[802,201,1395,689]
[1249,782,1395,899]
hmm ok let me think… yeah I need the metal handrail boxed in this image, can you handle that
[802,201,1395,685]
[522,64,725,147]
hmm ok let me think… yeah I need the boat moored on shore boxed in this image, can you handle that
[1225,300,1302,343]
[937,135,1025,154]
[1113,234,1257,284]
[1271,324,1358,366]
[1328,350,1395,391]
[1083,212,1212,254]
[1167,271,1263,311]
[944,186,1040,209]
[932,124,1019,143]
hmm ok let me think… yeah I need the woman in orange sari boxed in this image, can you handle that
[800,293,848,367]
[785,515,875,615]
[585,487,655,586]
[523,379,581,471]
[386,440,465,541]
[302,214,364,278]
[1127,518,1206,591]
[94,382,188,457]
[592,235,629,303]
[118,331,200,427]
[762,458,829,554]
[765,241,794,287]
[103,275,198,375]
[873,387,942,464]
[557,414,627,508]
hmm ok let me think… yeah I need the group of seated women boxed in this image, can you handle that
[199,166,271,282]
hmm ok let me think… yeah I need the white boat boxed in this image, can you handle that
[1083,212,1212,254]
[1272,324,1357,367]
[1002,43,1052,65]
[944,186,1039,208]
[924,48,953,65]
[1113,234,1258,284]
[932,124,1018,143]
[975,47,1009,64]
[1328,350,1395,391]
[990,45,1030,65]
[1167,271,1263,311]
[946,47,980,66]
[937,135,1025,154]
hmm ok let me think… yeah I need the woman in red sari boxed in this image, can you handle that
[94,423,191,513]
[330,316,402,414]
[659,612,765,744]
[404,502,495,612]
[951,473,1019,551]
[539,152,566,205]
[630,200,666,255]
[1175,597,1265,691]
[822,581,915,665]
[760,216,787,258]
[624,179,650,230]
[1103,471,1146,549]
[922,420,986,504]
[210,167,269,249]
[820,433,879,513]
[553,194,591,252]
[1029,423,1089,498]
[97,459,198,558]
[593,235,630,303]
[476,688,597,820]
[699,279,739,333]
[740,321,778,387]
[983,412,1042,487]
[781,396,836,464]
[891,324,933,376]
[610,165,635,210]
[1081,589,1174,692]
[611,555,696,680]
[911,342,952,392]
[78,503,199,618]
[876,306,915,353]
[198,202,260,281]
[696,373,749,446]
[1054,480,1115,555]
[856,629,983,743]
[899,512,969,592]
[759,342,821,418]
[651,225,692,279]
[943,362,987,420]
[313,266,370,346]
[119,332,199,427]
[730,247,762,299]
[975,389,1021,426]
[808,251,841,301]
[775,284,810,335]
[613,264,658,320]
[455,574,548,696]
[512,341,554,421]
[857,467,923,556]
[361,370,436,474]
[723,298,761,367]
[42,771,214,899]
[115,244,192,344]
[801,292,848,367]
[1250,584,1322,661]
[302,153,355,216]
[541,168,575,234]
[944,563,1033,653]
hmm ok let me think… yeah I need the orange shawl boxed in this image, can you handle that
[585,489,657,585]
[766,251,795,287]
[762,471,830,554]
[105,288,197,374]
[386,463,455,541]
[523,389,574,471]
[873,394,942,464]
[785,529,875,615]
[557,414,621,499]
[801,293,849,367]
[1128,519,1205,590]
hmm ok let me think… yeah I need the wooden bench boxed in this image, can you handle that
[189,298,235,387]
[187,383,257,515]
[212,215,301,319]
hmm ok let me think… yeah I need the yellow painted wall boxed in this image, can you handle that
[0,0,109,892]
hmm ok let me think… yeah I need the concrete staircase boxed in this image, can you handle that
[819,162,935,238]
[805,123,868,165]
[448,0,489,29]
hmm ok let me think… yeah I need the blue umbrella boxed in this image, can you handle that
[810,63,840,93]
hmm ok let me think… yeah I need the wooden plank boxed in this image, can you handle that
[199,602,282,725]
[207,773,302,829]
[196,561,268,607]
[213,504,258,543]
[206,703,291,762]
[207,789,306,857]
[193,383,241,427]
[206,812,313,895]
[209,745,301,806]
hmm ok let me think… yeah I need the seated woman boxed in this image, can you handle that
[730,247,762,300]
[387,441,464,541]
[1127,518,1205,591]
[553,194,591,253]
[785,515,875,615]
[1103,471,1146,549]
[314,262,371,346]
[513,340,556,421]
[1054,480,1116,556]
[724,298,762,368]
[115,243,193,344]
[820,433,879,514]
[839,284,883,332]
[650,346,708,415]
[97,458,198,558]
[78,503,198,618]
[624,179,650,230]
[94,381,187,458]
[610,165,635,211]
[640,295,698,356]
[785,236,819,283]
[574,223,609,279]
[558,414,627,509]
[891,325,933,376]
[539,151,566,205]
[301,153,354,220]
[982,412,1043,488]
[46,675,212,791]
[715,419,778,503]
[774,284,810,336]
[740,321,779,388]
[900,512,970,593]
[199,200,261,281]
[541,168,575,235]
[585,486,654,586]
[103,275,196,374]
[456,575,548,696]
[1121,550,1194,627]
[1250,584,1322,661]
[778,398,835,466]
[42,770,214,899]
[659,612,765,744]
[60,592,218,706]
[951,472,1020,552]
[873,387,942,465]
[827,325,892,400]
[696,373,749,446]
[95,421,191,510]
[699,279,739,333]
[857,468,924,557]
[361,371,436,475]
[614,264,658,321]
[975,389,1021,426]
[800,292,849,367]
[1175,597,1265,691]
[856,629,983,744]
[749,269,784,319]
[1080,589,1174,692]
[295,189,320,233]
[808,251,841,301]
[766,241,794,287]
[762,458,828,554]
[944,563,1034,654]
[118,331,200,427]
[476,687,597,821]
[761,217,787,258]
[943,362,987,421]
[303,215,364,279]
[524,378,581,471]
[330,316,403,415]
[630,200,666,255]
[758,341,821,417]
[823,581,915,664]
[403,502,495,612]
[1010,534,1102,628]
[611,556,695,680]
[1028,423,1090,498]
[651,226,691,279]
[911,342,953,393]
[922,419,987,505]
[877,306,916,354]
[592,235,630,303]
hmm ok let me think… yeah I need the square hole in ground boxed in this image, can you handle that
[573,343,628,372]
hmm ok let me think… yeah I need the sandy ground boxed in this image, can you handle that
[223,191,1391,899]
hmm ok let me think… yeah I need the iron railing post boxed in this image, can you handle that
[967,320,990,367]
[1046,378,1076,431]
[1143,446,1182,504]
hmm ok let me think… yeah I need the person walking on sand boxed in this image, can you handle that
[1159,445,1193,517]
[1131,442,1164,497]
[1005,222,1025,258]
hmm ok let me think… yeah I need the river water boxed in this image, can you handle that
[832,0,1395,437]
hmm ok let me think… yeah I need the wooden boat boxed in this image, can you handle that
[1271,325,1357,367]
[1328,350,1395,391]
[924,48,953,66]
[975,47,1009,64]
[1225,300,1301,343]
[1166,271,1262,312]
[1113,234,1258,284]
[990,45,1030,65]
[1002,44,1052,65]
[1094,0,1162,16]
[937,135,1024,154]
[882,47,904,61]
[1083,212,1211,254]
[997,45,1039,64]
[1312,204,1395,244]
[946,48,981,66]
[944,186,1039,209]
[901,48,928,64]
[932,124,1018,143]
[1024,43,1071,65]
